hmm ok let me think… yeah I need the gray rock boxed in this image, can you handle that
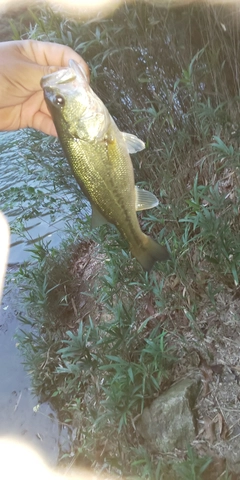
[137,377,201,453]
[225,442,240,475]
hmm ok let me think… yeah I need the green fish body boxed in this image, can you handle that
[41,61,169,271]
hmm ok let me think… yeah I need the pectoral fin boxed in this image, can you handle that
[135,187,159,211]
[122,132,145,153]
[91,205,111,229]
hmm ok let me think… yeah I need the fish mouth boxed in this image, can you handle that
[40,60,88,89]
[68,60,89,83]
[40,67,73,89]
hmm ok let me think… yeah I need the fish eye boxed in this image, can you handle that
[54,95,65,107]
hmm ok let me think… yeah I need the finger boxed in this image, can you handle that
[19,40,90,81]
[31,112,58,137]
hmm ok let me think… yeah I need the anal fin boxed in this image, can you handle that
[91,204,111,229]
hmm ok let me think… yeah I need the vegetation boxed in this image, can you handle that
[2,1,240,478]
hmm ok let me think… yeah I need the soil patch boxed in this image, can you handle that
[70,241,240,477]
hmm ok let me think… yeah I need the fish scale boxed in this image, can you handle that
[66,136,138,237]
[41,60,169,271]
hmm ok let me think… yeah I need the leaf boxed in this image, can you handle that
[200,364,213,397]
[51,391,59,397]
[216,412,229,440]
[145,295,155,316]
[128,367,134,383]
[203,415,216,444]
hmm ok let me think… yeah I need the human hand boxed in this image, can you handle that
[0,40,89,136]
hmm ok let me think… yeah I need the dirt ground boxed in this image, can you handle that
[195,291,240,476]
[70,241,240,478]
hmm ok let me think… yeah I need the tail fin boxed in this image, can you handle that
[132,236,169,272]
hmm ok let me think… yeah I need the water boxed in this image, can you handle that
[0,129,81,465]
[0,129,81,265]
[0,286,70,465]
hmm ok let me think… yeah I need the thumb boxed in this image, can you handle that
[41,64,65,76]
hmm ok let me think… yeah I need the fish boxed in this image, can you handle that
[40,60,169,271]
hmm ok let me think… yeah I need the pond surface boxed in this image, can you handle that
[0,285,70,465]
[0,130,74,265]
[0,129,78,465]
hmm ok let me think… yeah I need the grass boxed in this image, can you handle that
[3,1,240,479]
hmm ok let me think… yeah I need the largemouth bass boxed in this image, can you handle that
[41,60,169,271]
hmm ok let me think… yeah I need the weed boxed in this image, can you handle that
[173,447,212,480]
[4,1,240,478]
